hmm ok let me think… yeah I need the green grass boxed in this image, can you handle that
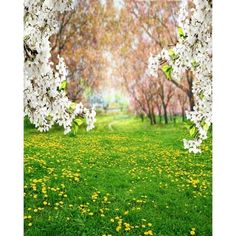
[24,114,212,236]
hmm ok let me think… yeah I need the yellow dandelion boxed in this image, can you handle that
[116,225,122,232]
[124,223,131,231]
[144,230,153,235]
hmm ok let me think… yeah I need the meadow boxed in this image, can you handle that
[24,114,212,236]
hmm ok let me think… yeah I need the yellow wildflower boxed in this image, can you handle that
[144,230,153,235]
[116,225,122,232]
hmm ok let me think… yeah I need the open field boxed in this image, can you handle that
[24,114,212,236]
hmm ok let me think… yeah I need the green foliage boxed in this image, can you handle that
[46,114,53,122]
[67,102,77,114]
[189,125,198,137]
[201,121,210,133]
[191,60,199,69]
[168,49,178,61]
[73,118,84,126]
[59,80,67,91]
[199,92,205,100]
[71,122,79,136]
[184,121,198,138]
[177,27,187,39]
[71,117,84,136]
[161,64,173,80]
[24,117,35,129]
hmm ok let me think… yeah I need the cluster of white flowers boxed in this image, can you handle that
[148,0,212,153]
[148,54,159,78]
[24,0,96,134]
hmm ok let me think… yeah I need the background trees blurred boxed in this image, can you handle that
[49,0,192,124]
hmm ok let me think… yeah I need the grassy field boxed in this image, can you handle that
[24,114,212,236]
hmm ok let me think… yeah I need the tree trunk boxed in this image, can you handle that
[146,101,153,125]
[173,115,176,124]
[188,92,195,111]
[152,113,157,125]
[151,106,156,125]
[148,113,154,125]
[163,105,168,124]
[140,113,144,122]
[182,108,185,122]
[187,71,195,111]
[157,104,162,124]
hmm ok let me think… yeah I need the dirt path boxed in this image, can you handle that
[107,114,130,131]
[108,120,117,131]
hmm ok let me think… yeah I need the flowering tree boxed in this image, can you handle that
[24,0,96,134]
[148,0,212,153]
[50,0,112,103]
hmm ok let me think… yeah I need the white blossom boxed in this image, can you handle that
[24,0,96,133]
[148,0,212,153]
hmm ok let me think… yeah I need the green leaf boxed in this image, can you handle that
[67,102,77,114]
[74,118,83,126]
[203,123,210,132]
[168,49,178,60]
[192,60,199,69]
[70,117,84,136]
[177,27,186,39]
[46,114,53,122]
[189,125,197,137]
[184,121,199,137]
[201,121,210,132]
[199,92,205,100]
[71,122,79,135]
[59,80,67,91]
[161,65,173,80]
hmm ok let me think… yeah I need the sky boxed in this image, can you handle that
[100,0,124,10]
